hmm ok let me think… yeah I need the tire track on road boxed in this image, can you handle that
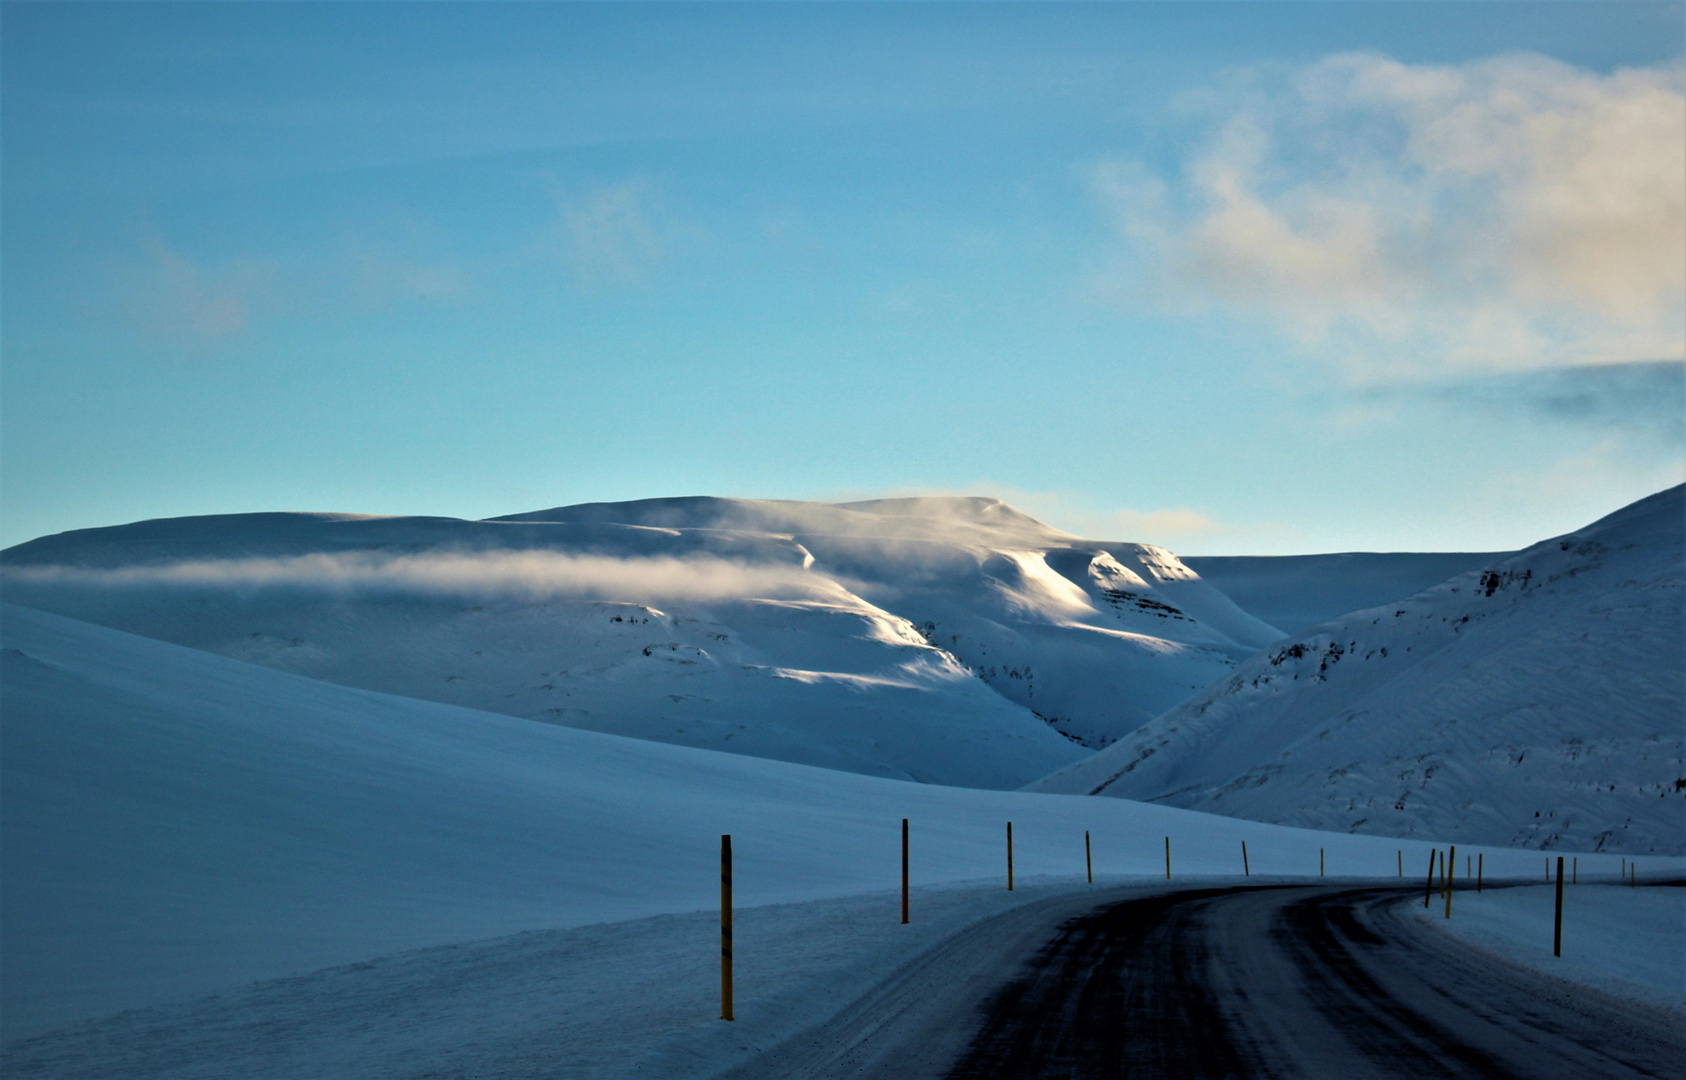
[945,885,1683,1079]
[720,883,1683,1079]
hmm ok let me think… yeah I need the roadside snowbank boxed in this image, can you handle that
[2,880,1124,1079]
[1411,883,1685,1012]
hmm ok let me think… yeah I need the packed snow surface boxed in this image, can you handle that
[2,496,1281,786]
[7,603,1624,1048]
[1412,883,1685,1013]
[1185,552,1505,639]
[0,882,1105,1079]
[1032,485,1686,855]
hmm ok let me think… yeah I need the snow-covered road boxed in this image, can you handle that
[12,880,1680,1078]
[740,883,1686,1080]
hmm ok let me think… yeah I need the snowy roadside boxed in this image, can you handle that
[21,604,1591,1043]
[2,877,1153,1080]
[1408,883,1685,1013]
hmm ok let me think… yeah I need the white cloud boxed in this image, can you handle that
[555,179,668,286]
[112,226,477,351]
[348,244,471,305]
[115,237,275,349]
[1092,507,1226,542]
[1095,52,1686,380]
[857,484,1234,550]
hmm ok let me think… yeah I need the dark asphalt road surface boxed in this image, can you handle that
[945,885,1683,1079]
[726,883,1684,1079]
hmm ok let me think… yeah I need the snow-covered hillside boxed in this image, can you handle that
[1032,486,1686,856]
[1,496,1280,785]
[2,603,1503,1045]
[1185,552,1505,639]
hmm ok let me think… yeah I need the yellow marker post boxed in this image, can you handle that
[901,818,909,925]
[1164,836,1171,880]
[1085,830,1092,884]
[1320,847,1325,877]
[1398,850,1402,877]
[1242,840,1250,877]
[1572,856,1576,885]
[1445,845,1455,919]
[1478,852,1483,893]
[721,834,734,1022]
[1424,849,1437,908]
[1006,822,1014,891]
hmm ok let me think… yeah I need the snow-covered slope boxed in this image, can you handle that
[495,497,1283,744]
[1184,552,1505,639]
[2,603,1483,1044]
[1032,486,1686,855]
[1,497,1280,785]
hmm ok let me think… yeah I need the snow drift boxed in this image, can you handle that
[1031,485,1686,855]
[1,496,1281,786]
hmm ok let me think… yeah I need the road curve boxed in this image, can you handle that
[722,884,1685,1079]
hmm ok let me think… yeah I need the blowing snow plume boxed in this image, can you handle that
[1,550,840,604]
[1,497,1284,786]
[1032,485,1686,856]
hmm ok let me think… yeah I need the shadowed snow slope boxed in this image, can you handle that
[1184,552,1507,639]
[1,497,1280,784]
[1,603,1496,1044]
[1031,486,1686,856]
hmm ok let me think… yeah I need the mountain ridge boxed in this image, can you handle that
[1029,485,1686,855]
[2,496,1272,784]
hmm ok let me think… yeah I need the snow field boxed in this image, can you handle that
[14,604,1675,1050]
[0,881,1103,1079]
[1410,883,1686,1013]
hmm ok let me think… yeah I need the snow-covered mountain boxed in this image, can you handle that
[1031,485,1686,856]
[1184,552,1505,639]
[0,496,1280,787]
[3,603,1456,1044]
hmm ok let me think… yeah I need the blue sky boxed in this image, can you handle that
[3,2,1682,554]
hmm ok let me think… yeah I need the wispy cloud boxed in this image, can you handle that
[113,236,276,350]
[2,551,843,604]
[553,179,669,286]
[1022,498,1231,549]
[1431,359,1685,441]
[1093,52,1686,382]
[1457,439,1686,531]
[111,224,476,352]
[844,484,1235,550]
[346,242,471,307]
[1090,508,1226,544]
